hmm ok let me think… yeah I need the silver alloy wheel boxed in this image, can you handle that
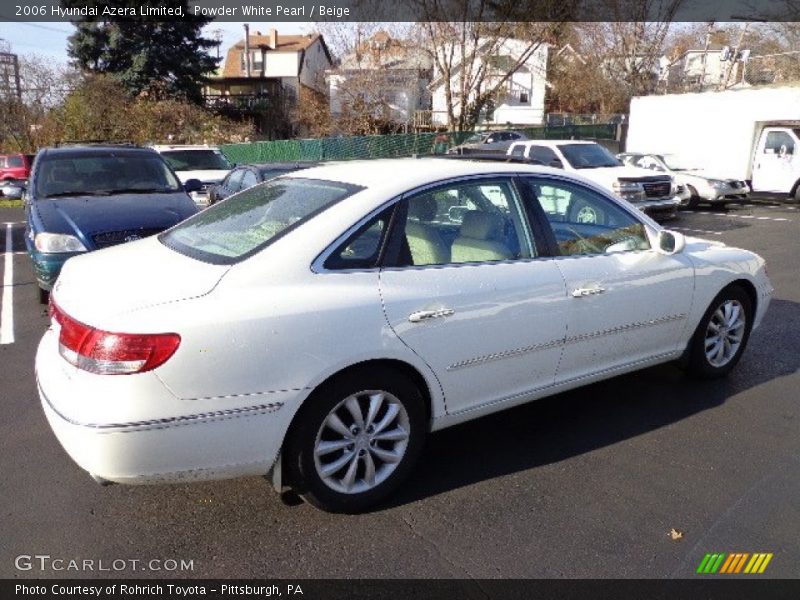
[704,299,746,367]
[313,390,410,495]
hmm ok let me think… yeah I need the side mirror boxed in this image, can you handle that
[657,229,686,255]
[184,178,202,193]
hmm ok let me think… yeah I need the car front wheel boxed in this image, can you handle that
[685,285,753,379]
[284,367,426,513]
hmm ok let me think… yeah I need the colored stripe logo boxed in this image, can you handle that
[697,552,773,574]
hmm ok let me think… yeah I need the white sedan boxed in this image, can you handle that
[37,158,773,512]
[618,152,751,208]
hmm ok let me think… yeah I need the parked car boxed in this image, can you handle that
[508,140,681,220]
[151,145,232,207]
[1,152,36,181]
[618,152,750,208]
[25,144,200,303]
[39,158,772,512]
[448,130,528,155]
[0,179,26,199]
[209,161,321,204]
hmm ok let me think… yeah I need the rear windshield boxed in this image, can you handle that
[160,177,361,264]
[36,154,182,198]
[160,149,231,171]
[559,144,622,169]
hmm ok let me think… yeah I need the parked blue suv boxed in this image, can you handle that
[25,144,200,302]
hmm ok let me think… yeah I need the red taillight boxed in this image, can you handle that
[49,300,180,375]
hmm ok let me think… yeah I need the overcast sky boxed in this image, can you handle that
[0,21,312,64]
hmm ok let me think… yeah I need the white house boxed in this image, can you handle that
[327,31,433,130]
[667,48,742,91]
[429,39,550,127]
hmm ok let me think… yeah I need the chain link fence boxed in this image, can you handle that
[219,124,617,165]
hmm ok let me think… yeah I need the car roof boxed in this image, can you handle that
[150,145,220,151]
[510,139,598,147]
[248,161,322,172]
[39,145,159,159]
[282,157,560,189]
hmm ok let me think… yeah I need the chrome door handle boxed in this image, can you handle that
[571,286,606,298]
[408,308,455,323]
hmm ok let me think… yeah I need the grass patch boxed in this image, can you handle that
[0,199,24,208]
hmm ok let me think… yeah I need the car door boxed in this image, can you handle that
[522,176,695,383]
[379,176,569,416]
[751,129,799,193]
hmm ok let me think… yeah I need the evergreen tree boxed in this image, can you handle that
[64,0,219,104]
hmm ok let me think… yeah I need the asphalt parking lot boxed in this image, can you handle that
[1,199,798,579]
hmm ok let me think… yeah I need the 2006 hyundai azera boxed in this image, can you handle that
[37,158,773,512]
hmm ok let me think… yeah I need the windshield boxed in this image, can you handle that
[160,177,361,264]
[559,144,622,169]
[36,154,183,198]
[160,149,231,171]
[464,133,485,144]
[660,154,698,171]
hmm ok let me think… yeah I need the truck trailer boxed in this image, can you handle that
[627,86,800,199]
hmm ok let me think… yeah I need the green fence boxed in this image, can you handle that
[220,124,617,165]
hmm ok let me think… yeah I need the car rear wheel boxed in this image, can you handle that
[38,287,49,305]
[684,285,753,379]
[284,367,426,513]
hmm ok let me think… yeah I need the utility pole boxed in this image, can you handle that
[698,21,714,92]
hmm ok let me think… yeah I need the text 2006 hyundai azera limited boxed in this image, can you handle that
[37,158,773,512]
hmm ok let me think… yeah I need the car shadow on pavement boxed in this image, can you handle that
[380,297,800,510]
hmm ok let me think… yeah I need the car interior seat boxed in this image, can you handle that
[405,196,450,266]
[451,210,513,263]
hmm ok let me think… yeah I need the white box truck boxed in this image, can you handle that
[627,86,800,200]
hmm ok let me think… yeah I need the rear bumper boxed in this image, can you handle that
[36,329,301,484]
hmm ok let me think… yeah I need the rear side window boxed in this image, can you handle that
[161,177,361,264]
[240,170,258,189]
[528,146,559,166]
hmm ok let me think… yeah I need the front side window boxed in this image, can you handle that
[394,179,534,267]
[524,178,650,256]
[161,177,360,264]
[764,131,795,155]
[35,154,182,198]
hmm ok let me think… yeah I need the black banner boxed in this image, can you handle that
[1,0,799,23]
[5,579,800,600]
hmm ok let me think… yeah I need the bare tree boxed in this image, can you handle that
[418,13,563,130]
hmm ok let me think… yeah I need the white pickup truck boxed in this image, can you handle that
[507,140,681,220]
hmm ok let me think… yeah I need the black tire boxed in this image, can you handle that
[284,366,426,513]
[38,287,49,305]
[793,183,800,203]
[684,285,753,379]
